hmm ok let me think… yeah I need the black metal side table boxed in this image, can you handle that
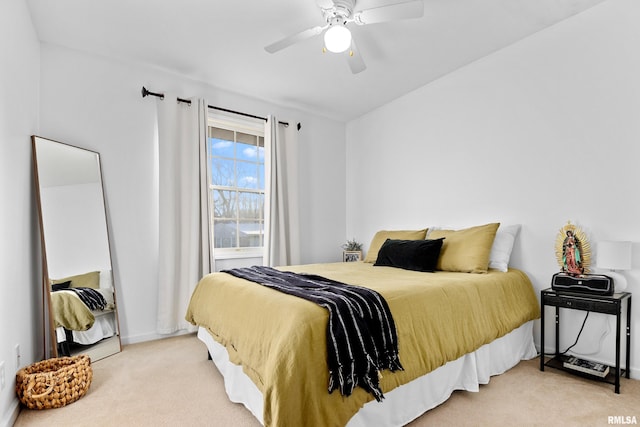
[540,287,632,393]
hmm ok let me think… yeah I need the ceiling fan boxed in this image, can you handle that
[264,0,424,74]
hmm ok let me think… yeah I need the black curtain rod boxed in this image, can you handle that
[141,86,299,130]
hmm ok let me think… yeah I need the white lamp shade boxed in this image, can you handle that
[597,241,632,292]
[597,241,632,270]
[324,25,351,53]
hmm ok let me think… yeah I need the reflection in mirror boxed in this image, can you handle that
[32,136,121,362]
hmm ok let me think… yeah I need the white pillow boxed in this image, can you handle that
[488,224,521,272]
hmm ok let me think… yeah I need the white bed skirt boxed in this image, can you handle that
[56,309,117,345]
[197,321,536,426]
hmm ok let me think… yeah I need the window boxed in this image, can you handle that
[207,116,265,257]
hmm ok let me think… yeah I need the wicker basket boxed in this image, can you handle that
[15,355,92,410]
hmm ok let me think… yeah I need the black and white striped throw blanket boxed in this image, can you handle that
[53,287,107,311]
[222,266,403,401]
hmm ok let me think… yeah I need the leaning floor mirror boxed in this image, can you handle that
[32,136,121,362]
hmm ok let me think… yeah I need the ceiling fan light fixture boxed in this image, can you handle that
[324,24,351,53]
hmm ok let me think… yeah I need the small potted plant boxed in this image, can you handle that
[342,238,363,262]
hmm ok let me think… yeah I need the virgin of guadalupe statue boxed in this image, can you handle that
[555,221,591,275]
[562,230,583,275]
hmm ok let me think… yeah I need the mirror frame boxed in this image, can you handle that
[32,135,122,361]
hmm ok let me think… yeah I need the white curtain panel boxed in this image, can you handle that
[197,101,213,277]
[263,116,301,267]
[156,97,212,334]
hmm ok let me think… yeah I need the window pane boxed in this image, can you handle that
[238,220,263,248]
[258,164,265,189]
[237,161,258,189]
[209,128,234,153]
[213,219,237,248]
[212,189,236,219]
[209,127,234,140]
[238,191,263,220]
[236,132,257,146]
[210,157,235,187]
[237,141,259,162]
[209,135,235,158]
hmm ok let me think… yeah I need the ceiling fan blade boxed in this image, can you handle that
[355,0,424,25]
[265,25,326,53]
[347,39,366,74]
[316,0,335,9]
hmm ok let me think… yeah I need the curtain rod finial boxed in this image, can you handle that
[141,86,164,99]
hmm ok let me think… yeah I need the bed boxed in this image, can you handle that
[185,224,540,426]
[50,270,118,352]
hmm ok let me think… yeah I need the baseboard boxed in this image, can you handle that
[1,397,20,427]
[120,329,193,346]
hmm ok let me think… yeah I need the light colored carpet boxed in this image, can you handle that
[14,334,639,426]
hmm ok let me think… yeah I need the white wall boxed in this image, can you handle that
[37,44,346,344]
[0,0,40,425]
[346,0,640,378]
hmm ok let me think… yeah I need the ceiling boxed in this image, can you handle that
[26,0,605,122]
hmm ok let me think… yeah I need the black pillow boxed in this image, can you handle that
[51,280,72,291]
[374,238,444,272]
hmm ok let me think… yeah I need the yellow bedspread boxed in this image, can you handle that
[51,291,95,331]
[185,262,540,427]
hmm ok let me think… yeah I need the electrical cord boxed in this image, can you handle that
[572,313,611,356]
[543,310,590,356]
[559,311,590,354]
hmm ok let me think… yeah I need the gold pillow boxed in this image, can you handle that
[428,223,500,273]
[51,271,101,289]
[364,229,428,263]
